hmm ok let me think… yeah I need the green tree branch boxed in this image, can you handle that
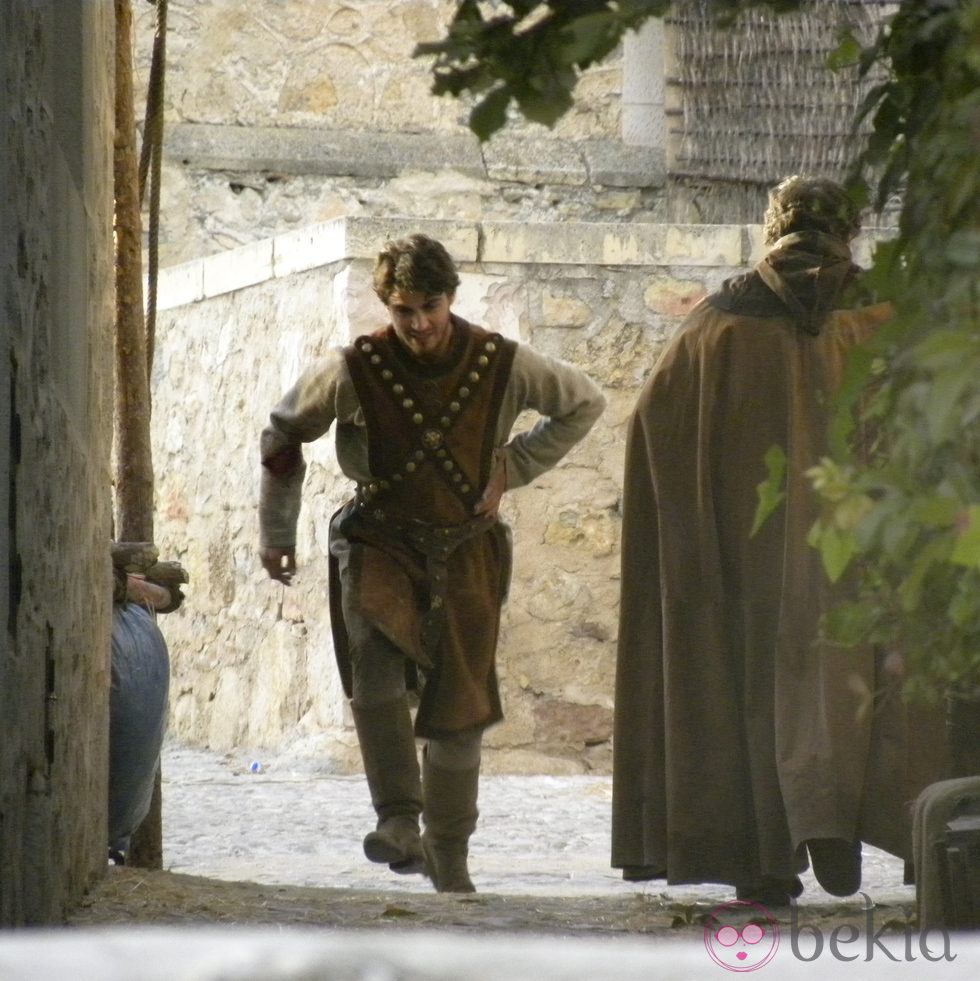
[414,1,806,140]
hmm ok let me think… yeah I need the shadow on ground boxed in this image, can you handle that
[69,867,918,942]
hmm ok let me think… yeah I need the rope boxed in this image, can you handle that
[138,0,168,383]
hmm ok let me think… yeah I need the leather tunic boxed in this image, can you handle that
[330,317,518,738]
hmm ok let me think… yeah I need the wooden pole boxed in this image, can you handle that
[113,0,161,869]
[113,0,154,544]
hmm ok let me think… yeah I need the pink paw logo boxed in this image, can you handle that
[704,900,780,972]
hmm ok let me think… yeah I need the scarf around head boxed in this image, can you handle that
[708,231,861,336]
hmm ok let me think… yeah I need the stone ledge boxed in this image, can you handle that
[479,221,743,267]
[164,123,666,189]
[165,122,486,180]
[202,239,273,299]
[156,217,754,309]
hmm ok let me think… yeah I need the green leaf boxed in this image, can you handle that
[853,498,893,550]
[751,445,787,536]
[809,522,858,583]
[923,361,977,442]
[829,343,875,458]
[946,231,980,267]
[947,583,980,627]
[898,538,951,612]
[914,329,980,369]
[909,495,960,529]
[951,505,980,568]
[827,31,862,71]
[824,600,875,647]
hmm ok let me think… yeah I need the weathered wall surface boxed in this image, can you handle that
[134,1,667,267]
[149,215,815,775]
[0,1,114,925]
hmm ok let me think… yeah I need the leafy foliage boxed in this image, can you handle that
[423,1,980,701]
[805,0,980,701]
[751,445,787,537]
[414,1,806,140]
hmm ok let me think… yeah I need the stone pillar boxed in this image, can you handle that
[622,19,666,150]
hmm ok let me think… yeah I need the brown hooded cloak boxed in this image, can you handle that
[611,232,947,887]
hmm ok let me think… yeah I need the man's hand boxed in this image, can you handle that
[473,454,507,518]
[260,546,297,585]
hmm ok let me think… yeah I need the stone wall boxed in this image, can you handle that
[149,215,882,775]
[134,1,667,268]
[0,0,114,925]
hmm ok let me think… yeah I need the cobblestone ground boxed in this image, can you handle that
[70,739,924,943]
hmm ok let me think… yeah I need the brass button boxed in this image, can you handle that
[370,354,382,365]
[412,412,424,424]
[381,369,393,380]
[405,462,417,473]
[468,371,480,383]
[478,355,489,367]
[459,387,470,398]
[485,341,496,353]
[402,398,414,409]
[393,383,404,395]
[361,341,373,353]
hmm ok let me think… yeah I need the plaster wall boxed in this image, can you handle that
[0,0,115,925]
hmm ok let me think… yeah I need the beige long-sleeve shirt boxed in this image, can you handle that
[260,341,606,548]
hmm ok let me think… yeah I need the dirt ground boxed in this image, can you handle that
[68,866,916,944]
[66,741,920,943]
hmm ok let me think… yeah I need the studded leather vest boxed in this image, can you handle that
[343,317,517,526]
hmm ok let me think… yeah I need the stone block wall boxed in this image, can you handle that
[0,0,114,925]
[149,215,874,775]
[134,1,667,268]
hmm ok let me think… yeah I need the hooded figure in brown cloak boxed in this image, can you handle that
[611,176,947,906]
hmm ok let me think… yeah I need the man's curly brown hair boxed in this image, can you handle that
[763,175,862,246]
[372,234,460,304]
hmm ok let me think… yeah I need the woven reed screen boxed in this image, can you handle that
[665,0,897,223]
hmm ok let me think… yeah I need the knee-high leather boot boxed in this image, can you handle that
[351,697,425,874]
[421,749,479,893]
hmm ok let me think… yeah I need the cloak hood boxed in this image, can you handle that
[708,231,861,336]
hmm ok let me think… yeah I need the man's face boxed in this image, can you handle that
[386,289,455,362]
